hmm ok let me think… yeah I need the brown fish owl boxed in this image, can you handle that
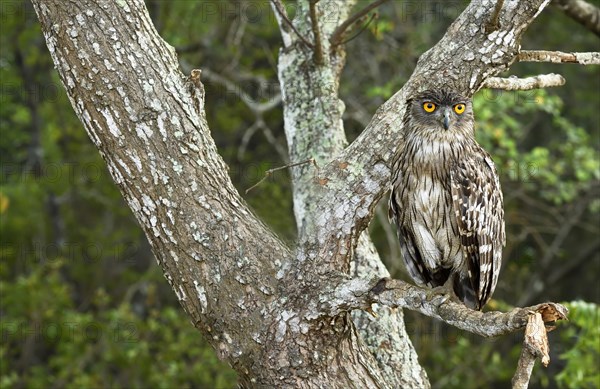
[389,89,505,310]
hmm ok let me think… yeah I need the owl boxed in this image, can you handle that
[388,89,505,310]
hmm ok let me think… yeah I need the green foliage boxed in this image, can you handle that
[474,89,599,205]
[0,260,237,388]
[556,301,600,389]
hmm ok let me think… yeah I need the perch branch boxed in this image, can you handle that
[518,50,600,64]
[330,0,390,46]
[553,0,600,37]
[322,277,568,338]
[482,74,566,90]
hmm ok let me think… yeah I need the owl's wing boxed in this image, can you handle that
[450,154,505,310]
[389,188,451,288]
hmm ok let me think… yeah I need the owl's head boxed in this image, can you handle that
[405,89,474,135]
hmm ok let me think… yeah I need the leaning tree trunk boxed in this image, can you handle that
[31,0,552,387]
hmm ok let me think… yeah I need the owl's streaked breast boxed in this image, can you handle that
[397,146,463,272]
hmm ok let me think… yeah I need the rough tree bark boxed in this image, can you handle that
[32,0,565,387]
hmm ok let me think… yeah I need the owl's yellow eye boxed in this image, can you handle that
[423,102,436,113]
[454,103,466,114]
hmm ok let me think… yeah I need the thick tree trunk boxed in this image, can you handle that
[32,0,551,387]
[274,1,427,385]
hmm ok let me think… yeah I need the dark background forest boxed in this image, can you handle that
[1,1,599,388]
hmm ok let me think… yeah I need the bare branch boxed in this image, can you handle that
[202,68,282,113]
[330,0,390,46]
[324,277,568,338]
[270,0,314,48]
[482,74,566,90]
[259,123,289,163]
[512,312,547,388]
[238,119,288,163]
[309,0,324,65]
[511,306,567,388]
[486,0,505,33]
[518,50,600,64]
[553,0,600,37]
[338,13,378,46]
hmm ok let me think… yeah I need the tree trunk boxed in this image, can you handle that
[31,0,551,387]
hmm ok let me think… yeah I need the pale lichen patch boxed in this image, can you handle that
[162,224,177,243]
[135,123,153,142]
[128,150,142,172]
[193,280,208,313]
[101,108,122,138]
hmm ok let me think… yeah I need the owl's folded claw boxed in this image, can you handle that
[425,284,457,307]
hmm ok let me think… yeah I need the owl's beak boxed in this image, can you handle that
[442,108,451,130]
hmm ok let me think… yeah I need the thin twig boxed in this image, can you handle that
[270,0,314,48]
[339,13,377,46]
[330,0,390,46]
[245,158,318,194]
[482,74,566,90]
[309,0,324,65]
[518,50,600,64]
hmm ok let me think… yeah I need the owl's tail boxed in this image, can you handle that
[453,275,481,310]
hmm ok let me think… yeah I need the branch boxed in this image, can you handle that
[330,0,390,46]
[338,13,378,46]
[246,158,319,194]
[270,0,314,48]
[482,74,566,90]
[202,68,282,113]
[486,0,505,33]
[309,0,324,65]
[31,1,293,373]
[553,0,600,37]
[518,50,600,64]
[512,307,566,388]
[237,119,289,163]
[323,277,568,338]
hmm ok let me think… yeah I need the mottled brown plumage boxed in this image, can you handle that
[389,89,505,310]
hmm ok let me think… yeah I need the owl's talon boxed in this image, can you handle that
[425,284,458,306]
